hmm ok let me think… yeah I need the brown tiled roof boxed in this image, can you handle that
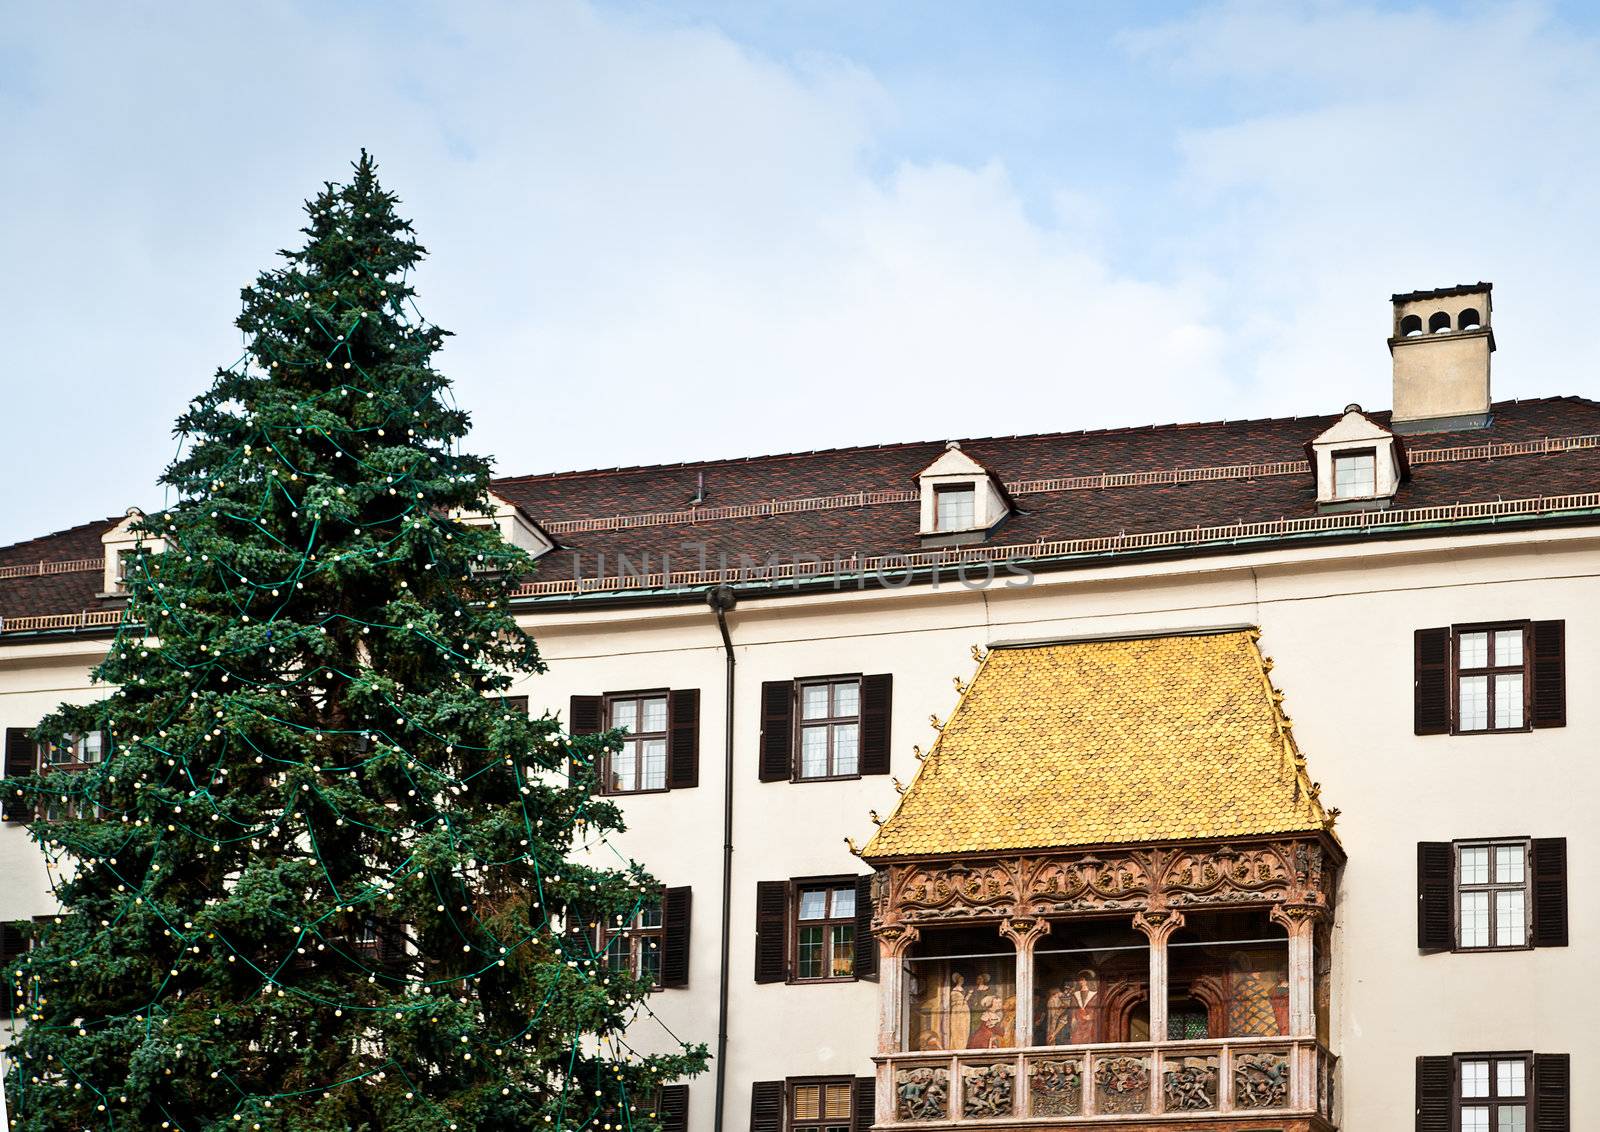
[5,398,1600,631]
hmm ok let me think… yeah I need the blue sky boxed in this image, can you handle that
[4,1,1600,544]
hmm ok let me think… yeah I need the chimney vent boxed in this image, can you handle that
[1389,282,1494,433]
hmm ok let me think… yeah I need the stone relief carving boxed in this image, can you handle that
[1026,1057,1083,1117]
[1233,1051,1291,1109]
[881,839,1333,927]
[1162,1054,1219,1111]
[960,1061,1015,1119]
[1092,1054,1151,1114]
[895,1065,951,1121]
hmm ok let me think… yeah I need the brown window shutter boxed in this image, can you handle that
[1531,837,1568,948]
[860,673,893,775]
[1416,842,1453,952]
[853,874,878,981]
[569,695,604,787]
[754,880,788,983]
[668,690,700,790]
[377,921,407,978]
[661,886,692,988]
[759,681,794,782]
[502,695,530,716]
[1413,628,1451,735]
[1415,1056,1452,1132]
[750,1081,785,1132]
[1534,1053,1570,1132]
[3,728,37,823]
[852,1076,876,1132]
[657,1083,689,1132]
[1531,620,1566,728]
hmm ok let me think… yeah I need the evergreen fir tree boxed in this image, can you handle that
[4,152,705,1131]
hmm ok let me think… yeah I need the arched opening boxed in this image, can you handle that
[1033,919,1150,1045]
[904,924,1017,1052]
[1428,311,1452,334]
[1166,909,1288,1039]
[1458,307,1482,331]
[1400,313,1424,337]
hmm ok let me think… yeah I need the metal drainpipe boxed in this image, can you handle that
[707,585,739,1132]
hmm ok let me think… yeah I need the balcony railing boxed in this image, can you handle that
[877,1036,1334,1124]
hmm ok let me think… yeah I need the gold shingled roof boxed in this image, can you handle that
[861,629,1333,861]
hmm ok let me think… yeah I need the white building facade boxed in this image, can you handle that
[2,283,1593,1131]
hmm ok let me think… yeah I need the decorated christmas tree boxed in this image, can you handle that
[3,152,704,1131]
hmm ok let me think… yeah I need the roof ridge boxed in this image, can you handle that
[0,516,122,559]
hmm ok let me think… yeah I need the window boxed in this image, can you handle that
[1456,626,1527,733]
[790,1080,855,1132]
[1456,1054,1528,1132]
[603,693,669,793]
[793,882,856,981]
[1331,449,1377,499]
[41,732,104,820]
[934,484,976,531]
[796,678,861,780]
[1457,841,1529,950]
[598,897,664,986]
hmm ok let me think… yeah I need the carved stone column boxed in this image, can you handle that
[998,916,1051,1048]
[1269,903,1323,1039]
[1132,909,1185,1045]
[876,924,921,1055]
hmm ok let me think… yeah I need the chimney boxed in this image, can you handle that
[1388,282,1494,432]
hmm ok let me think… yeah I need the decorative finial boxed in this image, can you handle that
[913,744,925,761]
[892,776,906,794]
[869,810,883,826]
[952,677,968,694]
[970,644,986,662]
[929,715,944,731]
[844,837,861,856]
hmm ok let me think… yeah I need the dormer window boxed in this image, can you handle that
[1332,449,1377,499]
[449,491,556,561]
[100,507,165,596]
[1309,406,1405,512]
[934,484,976,531]
[916,443,1012,544]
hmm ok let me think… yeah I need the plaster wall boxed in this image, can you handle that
[3,528,1598,1129]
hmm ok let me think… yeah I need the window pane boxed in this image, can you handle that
[1461,1107,1489,1132]
[610,744,638,793]
[799,726,829,778]
[640,696,668,733]
[830,924,855,977]
[1493,630,1523,668]
[639,938,661,983]
[1459,892,1490,948]
[1458,675,1489,730]
[797,890,828,920]
[610,699,638,733]
[1460,847,1490,885]
[638,901,663,929]
[797,926,824,979]
[81,732,104,762]
[1459,632,1490,669]
[824,1084,853,1120]
[832,886,856,919]
[1494,674,1524,729]
[832,680,860,718]
[1333,453,1376,498]
[641,739,667,790]
[937,487,976,530]
[1460,1060,1490,1098]
[793,1085,821,1122]
[801,684,831,720]
[1496,1060,1526,1098]
[1494,845,1524,885]
[1496,1105,1525,1132]
[1495,889,1525,947]
[603,936,630,973]
[833,722,859,776]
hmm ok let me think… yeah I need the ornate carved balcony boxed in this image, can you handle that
[877,1036,1335,1128]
